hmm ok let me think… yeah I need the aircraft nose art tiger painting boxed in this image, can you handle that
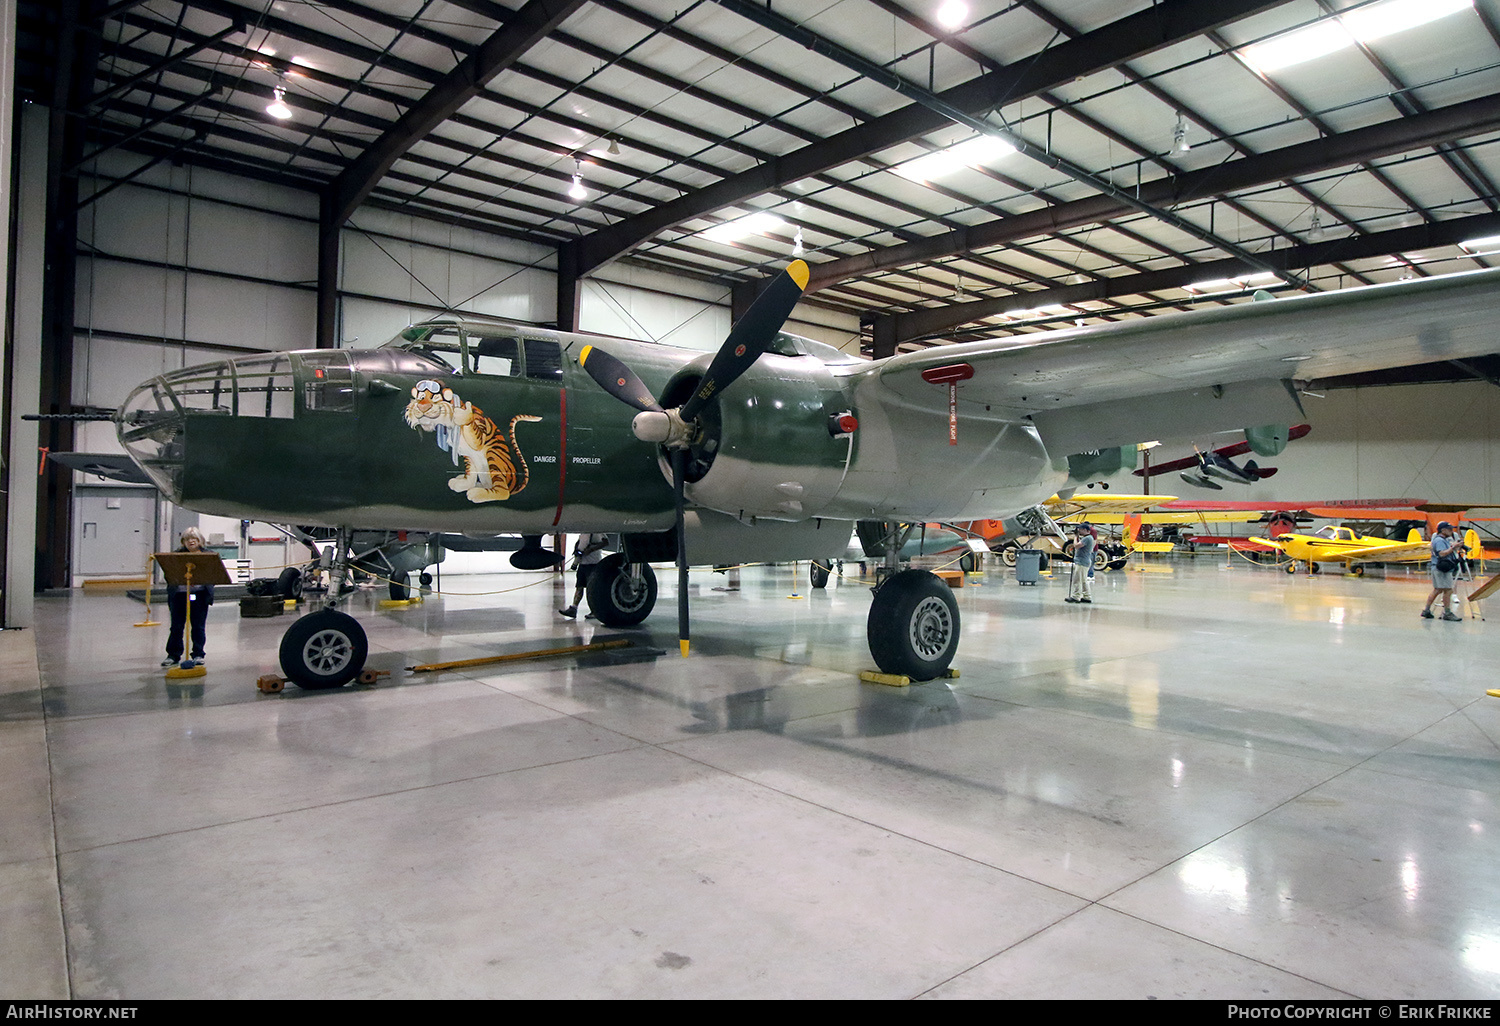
[402,378,542,503]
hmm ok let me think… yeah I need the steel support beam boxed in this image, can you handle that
[86,20,243,109]
[325,0,586,228]
[811,92,1500,292]
[873,210,1500,345]
[713,0,1307,290]
[560,0,1291,279]
[316,193,340,349]
[314,0,582,344]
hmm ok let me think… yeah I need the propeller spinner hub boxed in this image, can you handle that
[632,409,693,447]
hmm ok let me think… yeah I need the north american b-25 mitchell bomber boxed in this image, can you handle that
[110,260,1500,687]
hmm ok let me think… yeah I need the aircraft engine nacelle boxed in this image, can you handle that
[1244,424,1292,456]
[1065,445,1136,481]
[658,351,854,522]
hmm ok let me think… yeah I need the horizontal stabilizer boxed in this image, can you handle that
[48,452,151,485]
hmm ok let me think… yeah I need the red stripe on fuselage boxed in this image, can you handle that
[552,387,568,526]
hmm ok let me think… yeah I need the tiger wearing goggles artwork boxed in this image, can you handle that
[404,379,542,502]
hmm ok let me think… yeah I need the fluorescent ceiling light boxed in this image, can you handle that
[1242,20,1352,71]
[1241,0,1471,73]
[1186,273,1282,294]
[1344,0,1471,42]
[1186,277,1239,293]
[704,211,786,244]
[1459,233,1500,254]
[1002,303,1066,319]
[895,136,1015,182]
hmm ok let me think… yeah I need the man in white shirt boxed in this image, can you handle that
[559,533,611,619]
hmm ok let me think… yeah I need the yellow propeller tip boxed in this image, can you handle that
[787,259,810,291]
[579,344,593,365]
[680,640,690,658]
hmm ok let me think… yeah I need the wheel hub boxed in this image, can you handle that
[908,596,954,659]
[302,629,354,675]
[613,574,649,612]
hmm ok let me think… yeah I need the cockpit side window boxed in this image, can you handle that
[471,335,521,377]
[408,329,465,375]
[300,351,355,413]
[523,338,563,381]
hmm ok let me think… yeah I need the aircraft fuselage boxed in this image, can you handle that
[116,317,1066,558]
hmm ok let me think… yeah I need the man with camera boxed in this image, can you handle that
[1421,521,1465,622]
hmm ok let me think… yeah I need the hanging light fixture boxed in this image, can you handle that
[569,158,587,201]
[266,81,292,120]
[607,136,621,156]
[1309,212,1325,240]
[792,226,804,257]
[1173,112,1190,152]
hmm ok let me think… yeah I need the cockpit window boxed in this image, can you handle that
[406,329,465,375]
[299,351,355,413]
[471,335,521,377]
[524,339,563,381]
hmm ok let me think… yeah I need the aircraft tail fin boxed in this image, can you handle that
[1466,528,1482,560]
[1407,528,1424,544]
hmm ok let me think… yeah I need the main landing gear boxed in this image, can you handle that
[862,523,961,680]
[867,569,960,680]
[586,554,658,626]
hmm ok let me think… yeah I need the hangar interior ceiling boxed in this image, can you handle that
[17,0,1500,379]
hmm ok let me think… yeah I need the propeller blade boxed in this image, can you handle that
[671,447,690,658]
[578,344,662,413]
[679,259,808,423]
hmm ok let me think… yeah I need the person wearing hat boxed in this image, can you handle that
[162,527,216,666]
[1065,523,1097,604]
[1421,521,1463,622]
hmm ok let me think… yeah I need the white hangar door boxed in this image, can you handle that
[72,486,157,582]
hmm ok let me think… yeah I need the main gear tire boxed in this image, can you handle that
[279,610,368,690]
[586,554,658,627]
[867,569,961,680]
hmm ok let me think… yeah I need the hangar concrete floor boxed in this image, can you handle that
[5,554,1500,999]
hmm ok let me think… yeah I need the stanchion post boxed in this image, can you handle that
[134,555,161,627]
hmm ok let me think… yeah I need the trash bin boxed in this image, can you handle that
[1015,549,1043,585]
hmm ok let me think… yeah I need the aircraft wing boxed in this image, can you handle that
[1343,541,1434,563]
[871,268,1500,456]
[1155,498,1428,517]
[1070,510,1269,526]
[1044,494,1171,517]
